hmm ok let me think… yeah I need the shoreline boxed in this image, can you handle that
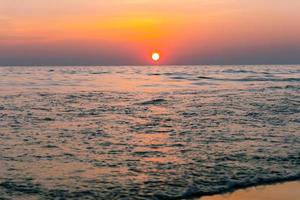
[176,176,300,200]
[199,180,300,200]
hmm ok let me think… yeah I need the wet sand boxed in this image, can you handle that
[200,181,300,200]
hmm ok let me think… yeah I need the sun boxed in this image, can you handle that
[152,52,160,61]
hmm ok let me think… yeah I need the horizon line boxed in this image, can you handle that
[0,64,299,67]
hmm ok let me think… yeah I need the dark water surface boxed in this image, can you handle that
[0,65,299,199]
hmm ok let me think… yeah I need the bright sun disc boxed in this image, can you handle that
[152,53,160,61]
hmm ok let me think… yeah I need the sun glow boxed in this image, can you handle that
[152,53,160,61]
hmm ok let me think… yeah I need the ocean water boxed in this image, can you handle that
[0,65,299,200]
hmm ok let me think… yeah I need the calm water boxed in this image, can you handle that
[0,65,299,200]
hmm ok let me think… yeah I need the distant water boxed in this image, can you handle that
[0,65,299,200]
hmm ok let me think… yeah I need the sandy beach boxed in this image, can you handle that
[200,181,300,200]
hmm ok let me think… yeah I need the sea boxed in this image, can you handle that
[0,65,299,199]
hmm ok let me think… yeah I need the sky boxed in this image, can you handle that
[0,0,300,65]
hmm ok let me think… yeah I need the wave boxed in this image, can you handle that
[197,76,300,82]
[163,174,300,200]
[138,98,168,105]
[3,175,298,199]
[267,85,300,90]
[222,69,259,74]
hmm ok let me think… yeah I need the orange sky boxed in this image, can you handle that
[0,0,300,65]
